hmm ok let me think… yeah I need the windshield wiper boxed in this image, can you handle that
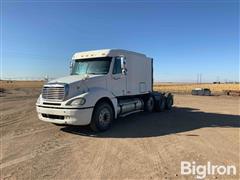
[87,72,105,75]
[87,72,98,75]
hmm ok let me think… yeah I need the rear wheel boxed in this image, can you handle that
[144,95,155,112]
[90,102,114,132]
[155,95,166,112]
[165,93,173,110]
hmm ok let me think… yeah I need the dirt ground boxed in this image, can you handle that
[0,88,239,180]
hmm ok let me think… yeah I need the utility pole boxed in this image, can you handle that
[197,73,202,84]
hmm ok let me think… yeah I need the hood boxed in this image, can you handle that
[47,75,107,100]
[49,75,102,84]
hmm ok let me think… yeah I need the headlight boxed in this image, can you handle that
[66,98,86,106]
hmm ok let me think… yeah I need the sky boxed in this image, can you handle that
[1,0,239,82]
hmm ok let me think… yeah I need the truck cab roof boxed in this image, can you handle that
[72,49,148,60]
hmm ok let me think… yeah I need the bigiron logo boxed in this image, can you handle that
[181,161,237,179]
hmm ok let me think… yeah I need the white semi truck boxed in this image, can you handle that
[36,49,173,131]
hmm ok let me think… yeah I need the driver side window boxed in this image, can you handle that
[112,57,122,74]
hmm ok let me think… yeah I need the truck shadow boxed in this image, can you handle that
[60,107,240,138]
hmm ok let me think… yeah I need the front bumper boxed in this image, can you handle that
[36,105,94,125]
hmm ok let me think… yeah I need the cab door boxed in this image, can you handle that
[110,57,127,96]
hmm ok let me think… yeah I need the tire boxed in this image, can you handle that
[144,95,155,112]
[165,93,173,110]
[155,95,166,112]
[90,102,114,132]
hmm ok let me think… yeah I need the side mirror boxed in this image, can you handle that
[120,56,127,75]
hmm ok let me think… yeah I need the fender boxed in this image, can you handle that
[65,87,118,118]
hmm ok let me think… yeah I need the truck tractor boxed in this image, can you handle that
[36,49,173,131]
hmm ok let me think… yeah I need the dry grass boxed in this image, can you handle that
[0,80,239,95]
[0,80,44,90]
[154,83,240,94]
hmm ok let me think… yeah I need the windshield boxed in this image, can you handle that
[71,57,112,75]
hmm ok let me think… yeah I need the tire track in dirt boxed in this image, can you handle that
[8,126,56,140]
[33,138,70,156]
[139,137,179,179]
[68,139,109,179]
[0,154,34,169]
[99,139,151,179]
[0,106,36,127]
[1,132,71,170]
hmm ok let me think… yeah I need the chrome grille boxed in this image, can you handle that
[42,85,65,101]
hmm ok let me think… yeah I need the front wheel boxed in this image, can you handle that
[90,102,114,132]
